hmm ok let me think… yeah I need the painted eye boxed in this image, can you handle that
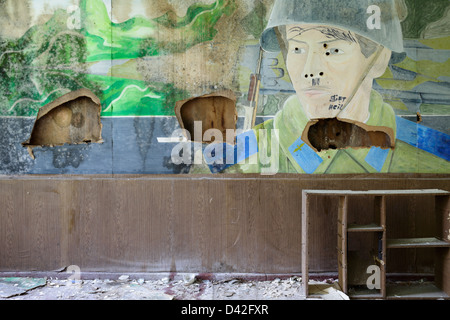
[293,47,306,54]
[326,48,345,56]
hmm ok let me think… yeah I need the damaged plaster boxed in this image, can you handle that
[305,118,394,152]
[22,89,104,159]
[175,90,238,144]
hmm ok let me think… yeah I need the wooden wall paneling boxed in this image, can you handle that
[199,180,227,273]
[187,179,208,272]
[109,179,176,273]
[0,175,449,274]
[385,196,414,274]
[105,180,138,270]
[346,196,376,288]
[71,179,97,270]
[70,179,105,271]
[0,180,23,271]
[259,179,302,274]
[150,179,177,273]
[59,179,76,270]
[223,179,261,273]
[94,180,122,271]
[22,180,61,271]
[347,196,374,226]
[385,195,436,275]
[309,195,338,272]
[84,179,153,272]
[139,179,173,272]
[169,179,191,272]
[171,179,220,273]
[414,196,437,275]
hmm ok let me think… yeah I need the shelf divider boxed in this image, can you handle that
[348,223,384,232]
[386,237,450,249]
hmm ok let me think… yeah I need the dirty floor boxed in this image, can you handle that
[0,274,348,301]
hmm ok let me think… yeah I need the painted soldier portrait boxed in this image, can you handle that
[196,0,450,175]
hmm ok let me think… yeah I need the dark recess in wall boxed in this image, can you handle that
[22,89,104,159]
[307,118,392,152]
[175,90,238,144]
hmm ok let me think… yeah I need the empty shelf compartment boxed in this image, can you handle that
[348,223,384,232]
[387,282,450,300]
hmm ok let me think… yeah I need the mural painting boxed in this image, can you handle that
[0,0,449,175]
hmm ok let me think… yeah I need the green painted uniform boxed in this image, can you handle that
[191,91,450,174]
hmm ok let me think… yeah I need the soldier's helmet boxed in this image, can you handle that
[260,0,404,53]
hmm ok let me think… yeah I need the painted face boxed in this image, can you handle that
[285,24,375,120]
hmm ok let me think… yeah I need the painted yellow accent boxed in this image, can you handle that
[108,59,144,81]
[394,56,450,79]
[419,36,450,50]
[379,66,394,79]
[386,100,409,111]
[294,143,305,153]
[395,57,418,73]
[376,76,437,91]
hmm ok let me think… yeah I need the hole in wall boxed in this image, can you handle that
[416,112,422,124]
[306,118,393,152]
[22,89,104,159]
[175,90,238,144]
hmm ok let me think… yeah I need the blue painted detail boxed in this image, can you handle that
[235,130,259,164]
[288,137,323,174]
[204,143,234,174]
[396,116,450,161]
[365,147,390,172]
[206,130,259,174]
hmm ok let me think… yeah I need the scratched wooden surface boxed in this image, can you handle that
[0,174,448,274]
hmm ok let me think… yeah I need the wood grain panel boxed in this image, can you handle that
[259,179,302,273]
[385,195,436,274]
[0,181,22,269]
[0,174,448,274]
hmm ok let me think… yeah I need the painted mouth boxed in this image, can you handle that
[302,87,331,98]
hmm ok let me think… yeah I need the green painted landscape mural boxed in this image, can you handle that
[0,0,449,175]
[0,0,236,117]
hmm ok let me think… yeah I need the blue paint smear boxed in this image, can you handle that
[206,130,259,173]
[396,116,450,161]
[365,147,390,172]
[288,137,323,174]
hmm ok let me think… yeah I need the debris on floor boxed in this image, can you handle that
[0,275,348,300]
[0,277,47,299]
[308,280,350,300]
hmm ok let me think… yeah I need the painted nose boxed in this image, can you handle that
[303,52,325,79]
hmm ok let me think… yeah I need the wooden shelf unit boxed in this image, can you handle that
[301,189,450,300]
[387,237,450,249]
[348,223,384,233]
